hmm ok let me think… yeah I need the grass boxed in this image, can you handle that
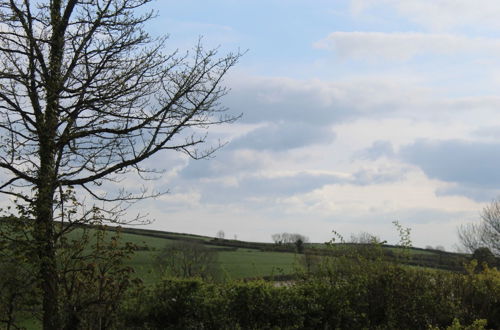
[1,219,469,285]
[66,228,302,285]
[60,224,469,282]
[126,238,301,285]
[218,248,299,279]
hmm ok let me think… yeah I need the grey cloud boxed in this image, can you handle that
[399,139,500,201]
[179,151,266,180]
[472,126,500,139]
[355,140,395,160]
[239,172,342,196]
[224,76,415,127]
[225,81,343,125]
[228,122,336,151]
[198,172,345,204]
[400,139,500,188]
[179,165,405,206]
[225,76,500,133]
[351,168,405,185]
[436,186,499,202]
[354,138,500,201]
[178,158,215,179]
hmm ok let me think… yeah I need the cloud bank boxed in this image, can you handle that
[315,32,500,60]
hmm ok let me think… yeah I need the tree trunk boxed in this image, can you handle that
[35,170,60,329]
[36,1,65,327]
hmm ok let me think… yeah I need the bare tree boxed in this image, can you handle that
[350,231,381,244]
[271,233,283,245]
[0,0,240,328]
[216,230,225,239]
[458,199,500,256]
[271,232,309,245]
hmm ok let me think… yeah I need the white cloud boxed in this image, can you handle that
[314,32,500,60]
[284,170,478,216]
[351,0,500,31]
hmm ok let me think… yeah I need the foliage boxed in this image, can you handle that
[300,248,322,275]
[471,247,497,271]
[0,220,142,330]
[58,225,142,329]
[0,249,39,329]
[0,216,40,328]
[120,225,500,329]
[393,220,413,260]
[429,318,488,330]
[121,263,500,329]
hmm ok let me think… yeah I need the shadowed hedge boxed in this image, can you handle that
[121,261,499,330]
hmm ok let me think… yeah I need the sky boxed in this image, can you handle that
[130,0,500,250]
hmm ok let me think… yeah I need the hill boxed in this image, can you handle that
[0,218,483,284]
[115,225,475,284]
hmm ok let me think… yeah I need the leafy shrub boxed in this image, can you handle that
[121,263,500,330]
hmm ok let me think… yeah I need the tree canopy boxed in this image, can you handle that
[0,1,240,328]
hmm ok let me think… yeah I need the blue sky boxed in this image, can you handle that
[131,0,500,249]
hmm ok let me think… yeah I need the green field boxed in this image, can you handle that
[78,228,301,285]
[125,236,300,285]
[1,220,470,286]
[104,226,470,284]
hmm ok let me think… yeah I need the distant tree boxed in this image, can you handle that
[458,223,483,253]
[272,232,309,245]
[282,233,292,244]
[156,241,221,281]
[290,233,309,244]
[458,199,500,256]
[272,233,283,245]
[295,239,304,254]
[435,245,446,252]
[350,232,381,244]
[216,230,225,239]
[472,247,497,270]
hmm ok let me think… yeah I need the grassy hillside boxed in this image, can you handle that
[0,218,475,285]
[3,220,499,330]
[78,227,300,285]
[113,225,473,284]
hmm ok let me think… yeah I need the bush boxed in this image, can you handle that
[121,262,500,329]
[122,278,228,329]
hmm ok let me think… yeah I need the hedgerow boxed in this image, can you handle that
[120,261,500,329]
